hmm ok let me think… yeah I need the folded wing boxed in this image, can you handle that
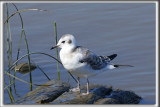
[77,46,117,70]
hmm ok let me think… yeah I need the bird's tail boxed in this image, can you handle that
[114,64,134,67]
[107,64,134,69]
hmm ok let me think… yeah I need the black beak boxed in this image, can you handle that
[50,45,59,50]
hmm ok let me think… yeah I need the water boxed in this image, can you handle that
[4,3,156,104]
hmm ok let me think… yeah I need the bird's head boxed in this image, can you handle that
[50,34,77,50]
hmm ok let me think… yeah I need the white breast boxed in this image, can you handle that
[59,48,97,78]
[60,48,83,69]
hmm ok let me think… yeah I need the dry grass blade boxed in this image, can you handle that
[4,9,48,24]
[4,71,51,89]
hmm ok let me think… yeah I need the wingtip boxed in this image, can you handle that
[108,54,117,60]
[113,54,117,57]
[114,64,134,67]
[114,65,119,67]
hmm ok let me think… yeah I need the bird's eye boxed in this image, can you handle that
[62,41,65,43]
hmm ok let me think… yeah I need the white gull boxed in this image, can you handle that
[51,34,133,95]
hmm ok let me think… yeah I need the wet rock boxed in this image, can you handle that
[94,88,142,104]
[94,98,120,104]
[15,80,141,104]
[50,84,112,104]
[107,89,142,104]
[14,62,36,74]
[15,79,70,104]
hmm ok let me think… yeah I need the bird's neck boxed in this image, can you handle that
[61,45,76,54]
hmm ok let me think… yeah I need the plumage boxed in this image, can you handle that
[51,34,132,95]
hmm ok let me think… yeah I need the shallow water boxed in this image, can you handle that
[4,3,156,104]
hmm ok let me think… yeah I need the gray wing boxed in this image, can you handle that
[75,46,117,70]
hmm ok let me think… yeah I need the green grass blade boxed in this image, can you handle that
[22,30,32,91]
[6,3,10,68]
[7,52,62,73]
[36,64,51,81]
[4,83,15,103]
[12,3,24,28]
[54,21,60,80]
[8,23,12,65]
[8,21,14,103]
[13,30,23,96]
[31,60,51,81]
[5,3,15,103]
[12,3,24,96]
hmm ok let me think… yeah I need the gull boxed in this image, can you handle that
[51,34,133,95]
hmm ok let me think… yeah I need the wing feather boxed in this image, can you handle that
[73,46,117,70]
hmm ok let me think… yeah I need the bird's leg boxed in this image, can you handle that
[82,78,90,95]
[70,77,81,92]
[77,77,80,91]
[87,78,89,94]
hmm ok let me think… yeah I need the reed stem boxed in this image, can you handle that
[13,3,24,95]
[54,21,60,80]
[4,83,15,103]
[31,60,51,81]
[6,3,15,103]
[22,30,32,91]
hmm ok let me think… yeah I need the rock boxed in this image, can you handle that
[14,62,37,74]
[15,79,70,104]
[107,89,142,104]
[50,84,112,104]
[15,80,142,104]
[94,98,120,104]
[94,88,142,104]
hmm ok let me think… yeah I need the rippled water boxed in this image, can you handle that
[4,3,156,104]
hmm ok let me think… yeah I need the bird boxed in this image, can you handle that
[50,34,133,95]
